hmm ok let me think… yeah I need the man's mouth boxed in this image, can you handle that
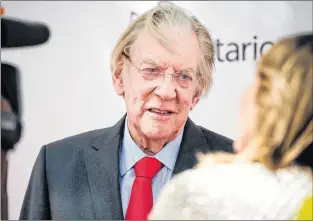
[148,108,174,115]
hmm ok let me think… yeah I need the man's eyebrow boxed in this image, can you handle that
[140,59,159,66]
[140,58,196,73]
[184,67,196,72]
[176,67,196,74]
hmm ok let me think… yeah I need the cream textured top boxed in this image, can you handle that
[149,159,312,220]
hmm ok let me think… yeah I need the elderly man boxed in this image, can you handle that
[20,2,233,220]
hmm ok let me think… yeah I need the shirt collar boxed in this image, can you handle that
[120,117,183,176]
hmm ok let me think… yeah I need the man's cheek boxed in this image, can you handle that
[131,96,145,116]
[182,97,193,111]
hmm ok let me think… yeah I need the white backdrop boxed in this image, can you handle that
[1,1,312,219]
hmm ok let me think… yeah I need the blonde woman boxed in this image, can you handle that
[149,33,313,220]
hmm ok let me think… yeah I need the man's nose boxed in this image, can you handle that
[154,74,177,100]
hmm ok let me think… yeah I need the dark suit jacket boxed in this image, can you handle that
[19,116,233,220]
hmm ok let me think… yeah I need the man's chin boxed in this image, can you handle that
[141,126,172,141]
[139,115,177,140]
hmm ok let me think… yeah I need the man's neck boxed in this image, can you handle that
[126,120,183,155]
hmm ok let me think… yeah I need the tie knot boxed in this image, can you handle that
[134,157,163,179]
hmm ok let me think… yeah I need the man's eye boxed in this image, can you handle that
[179,73,191,81]
[145,68,159,73]
[142,68,160,75]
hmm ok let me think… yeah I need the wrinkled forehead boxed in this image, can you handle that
[130,27,200,71]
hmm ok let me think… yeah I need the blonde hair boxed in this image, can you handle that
[199,33,313,171]
[110,1,214,96]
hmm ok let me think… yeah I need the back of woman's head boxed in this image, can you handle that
[249,33,313,170]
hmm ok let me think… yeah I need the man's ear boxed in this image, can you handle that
[112,59,125,96]
[190,91,201,110]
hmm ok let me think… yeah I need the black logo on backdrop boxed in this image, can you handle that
[215,37,273,62]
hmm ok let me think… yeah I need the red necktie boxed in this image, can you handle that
[125,157,163,220]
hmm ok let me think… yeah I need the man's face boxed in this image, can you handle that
[114,28,201,140]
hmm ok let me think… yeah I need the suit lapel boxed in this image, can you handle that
[84,116,125,220]
[173,118,211,176]
[83,116,210,219]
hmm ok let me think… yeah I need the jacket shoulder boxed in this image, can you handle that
[44,125,117,156]
[198,125,234,153]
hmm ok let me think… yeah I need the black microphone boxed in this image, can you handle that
[1,17,50,48]
[1,12,51,221]
[1,63,23,147]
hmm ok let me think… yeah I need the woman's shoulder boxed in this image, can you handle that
[171,157,273,187]
[149,157,313,220]
[177,158,313,205]
[150,161,265,219]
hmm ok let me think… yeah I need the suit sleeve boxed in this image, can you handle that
[19,146,51,220]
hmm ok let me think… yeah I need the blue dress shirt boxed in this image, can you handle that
[119,118,183,217]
